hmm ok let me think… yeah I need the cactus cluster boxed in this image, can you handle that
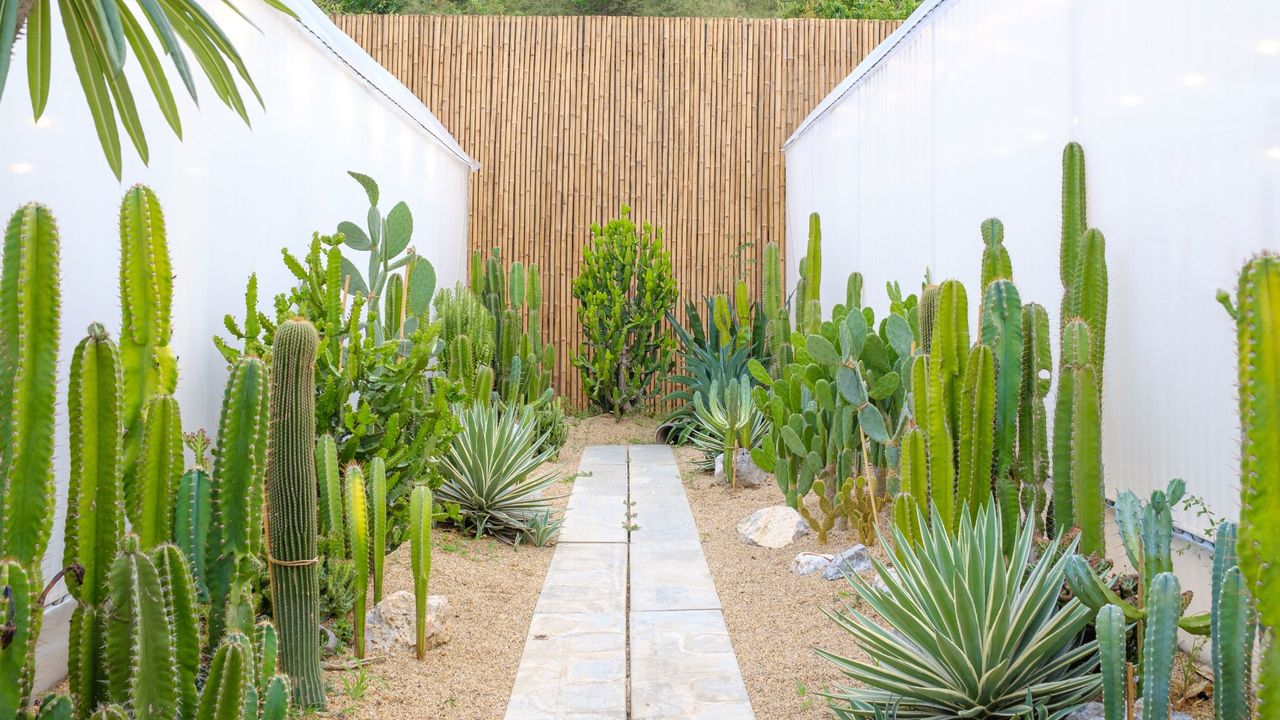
[572,205,679,417]
[691,377,756,488]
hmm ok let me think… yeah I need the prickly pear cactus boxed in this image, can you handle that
[1236,253,1280,717]
[265,319,325,708]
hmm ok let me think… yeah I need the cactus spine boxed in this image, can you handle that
[265,319,325,708]
[345,463,370,659]
[410,485,433,660]
[894,428,927,545]
[197,636,249,720]
[260,675,290,720]
[132,395,182,549]
[1141,573,1180,720]
[63,323,123,717]
[105,536,178,720]
[1236,254,1280,716]
[1054,319,1104,551]
[0,203,60,717]
[1096,604,1128,720]
[119,186,177,507]
[151,544,199,720]
[207,356,269,652]
[369,457,387,604]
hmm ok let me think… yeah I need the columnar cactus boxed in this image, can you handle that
[1235,253,1280,716]
[979,279,1022,547]
[1212,522,1256,720]
[0,203,60,718]
[1096,604,1127,720]
[151,544,200,720]
[207,356,269,652]
[956,344,995,519]
[198,636,250,720]
[1053,319,1104,551]
[800,213,823,333]
[63,323,124,717]
[0,561,34,718]
[265,319,325,708]
[316,435,345,558]
[105,536,178,720]
[119,186,178,504]
[893,428,927,545]
[1017,303,1051,531]
[1141,573,1181,720]
[762,242,790,373]
[410,485,434,660]
[175,431,212,600]
[132,395,182,549]
[260,675,291,720]
[930,279,969,433]
[979,218,1012,289]
[345,463,370,659]
[369,458,388,604]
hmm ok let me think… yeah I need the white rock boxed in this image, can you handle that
[870,567,899,593]
[364,589,451,654]
[823,544,872,580]
[791,552,834,576]
[714,448,768,488]
[1063,700,1192,720]
[737,505,809,548]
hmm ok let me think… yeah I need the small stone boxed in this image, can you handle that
[364,590,451,654]
[713,448,767,489]
[1063,702,1105,720]
[737,505,809,548]
[791,552,833,576]
[823,544,872,581]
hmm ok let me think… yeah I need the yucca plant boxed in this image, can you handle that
[437,404,561,542]
[820,502,1101,719]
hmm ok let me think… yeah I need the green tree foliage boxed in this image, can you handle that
[781,0,919,19]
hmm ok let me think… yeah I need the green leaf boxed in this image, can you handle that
[349,171,379,206]
[806,334,840,365]
[119,4,180,137]
[25,0,51,117]
[338,221,371,251]
[134,0,195,99]
[383,201,412,260]
[61,0,122,178]
[0,0,18,101]
[859,405,889,443]
[747,358,773,386]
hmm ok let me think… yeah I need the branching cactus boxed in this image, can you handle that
[105,535,178,720]
[151,544,200,720]
[176,430,213,600]
[1235,253,1280,716]
[410,485,434,661]
[132,395,182,549]
[798,213,823,334]
[0,203,61,717]
[345,463,370,659]
[207,356,269,652]
[265,319,325,708]
[369,457,387,604]
[1053,319,1104,551]
[119,186,178,505]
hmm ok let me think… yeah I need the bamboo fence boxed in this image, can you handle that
[332,14,898,408]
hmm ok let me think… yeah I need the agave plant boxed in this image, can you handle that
[688,377,769,471]
[820,502,1101,719]
[437,404,561,542]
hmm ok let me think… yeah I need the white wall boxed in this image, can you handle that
[785,0,1280,538]
[0,0,474,689]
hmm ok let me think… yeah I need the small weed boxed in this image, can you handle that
[337,665,388,713]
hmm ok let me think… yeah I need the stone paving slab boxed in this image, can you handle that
[580,444,629,467]
[627,443,677,466]
[504,611,627,720]
[630,609,755,719]
[536,543,627,614]
[630,539,720,612]
[558,465,629,543]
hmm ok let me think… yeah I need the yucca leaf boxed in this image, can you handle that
[120,4,182,137]
[60,0,122,178]
[25,0,52,116]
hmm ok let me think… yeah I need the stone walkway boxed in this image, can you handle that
[505,444,755,720]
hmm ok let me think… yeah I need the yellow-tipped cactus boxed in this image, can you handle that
[265,319,325,708]
[410,485,434,660]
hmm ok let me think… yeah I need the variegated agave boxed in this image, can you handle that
[437,403,561,542]
[819,502,1100,719]
[687,377,769,471]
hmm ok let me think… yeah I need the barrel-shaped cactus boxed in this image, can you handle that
[345,463,370,658]
[0,203,61,717]
[119,186,178,508]
[105,536,178,720]
[1235,253,1280,716]
[265,319,325,708]
[410,485,434,660]
[132,395,182,549]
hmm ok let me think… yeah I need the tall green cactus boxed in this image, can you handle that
[105,536,178,720]
[0,561,34,718]
[920,353,956,532]
[1235,253,1280,716]
[1017,303,1051,531]
[1212,522,1256,720]
[931,279,969,433]
[1096,604,1127,720]
[151,544,199,720]
[197,636,250,720]
[265,319,325,708]
[0,203,60,717]
[132,395,182,549]
[980,279,1023,548]
[956,344,995,518]
[119,186,177,506]
[979,218,1012,289]
[345,463,370,659]
[1053,319,1101,545]
[410,485,433,660]
[802,213,822,332]
[63,323,123,718]
[1069,361,1103,556]
[369,457,387,604]
[175,431,213,601]
[894,428,927,546]
[762,242,790,372]
[1060,142,1087,316]
[1067,228,1108,392]
[1141,573,1180,720]
[260,675,290,720]
[316,435,345,557]
[207,356,269,652]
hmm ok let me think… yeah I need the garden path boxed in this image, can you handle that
[504,444,755,719]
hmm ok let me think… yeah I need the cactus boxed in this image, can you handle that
[0,203,60,716]
[930,279,969,432]
[316,435,345,557]
[151,544,199,720]
[410,485,434,660]
[35,694,73,720]
[1060,142,1087,316]
[1235,253,1280,717]
[979,218,1012,289]
[207,356,269,652]
[175,432,213,601]
[119,186,178,508]
[254,622,279,692]
[956,344,995,518]
[1212,523,1255,720]
[1096,604,1128,720]
[131,395,182,549]
[1053,319,1098,545]
[762,242,790,372]
[105,535,178,720]
[265,319,325,708]
[1067,228,1108,391]
[1141,573,1180,720]
[344,463,370,659]
[918,283,939,353]
[197,636,250,720]
[88,707,128,720]
[0,561,34,718]
[980,279,1022,548]
[894,428,927,545]
[1069,360,1104,557]
[1017,303,1051,531]
[369,457,387,604]
[801,213,823,332]
[260,675,290,720]
[921,353,956,532]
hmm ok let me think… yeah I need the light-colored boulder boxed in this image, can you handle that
[823,544,872,580]
[713,448,768,488]
[364,589,450,654]
[791,552,833,576]
[1063,701,1192,720]
[737,505,809,548]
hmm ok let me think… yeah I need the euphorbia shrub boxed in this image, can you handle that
[572,206,678,416]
